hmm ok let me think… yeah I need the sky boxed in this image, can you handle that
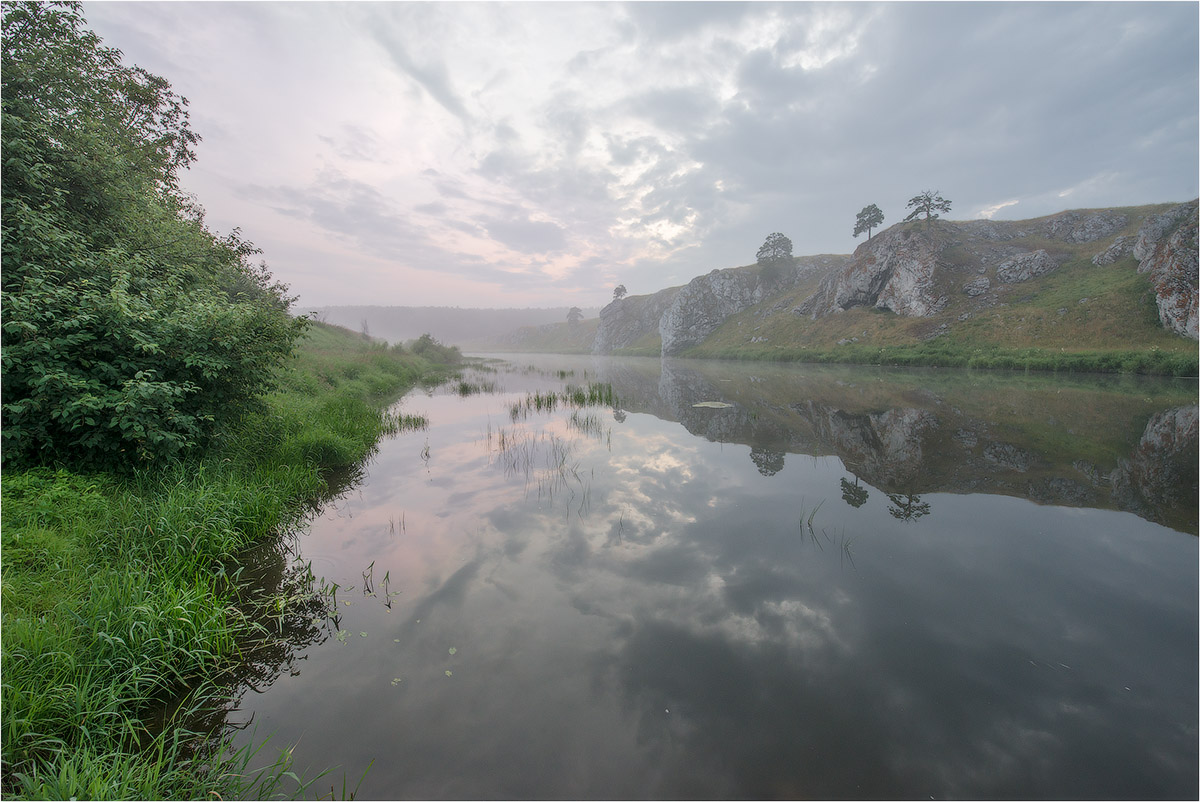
[81,1,1199,311]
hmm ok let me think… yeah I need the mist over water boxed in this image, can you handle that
[226,356,1198,799]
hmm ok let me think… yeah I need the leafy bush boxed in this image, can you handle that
[410,333,463,364]
[1,2,305,469]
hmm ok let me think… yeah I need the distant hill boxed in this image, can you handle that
[304,305,600,350]
[498,201,1199,375]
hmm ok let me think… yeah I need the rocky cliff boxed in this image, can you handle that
[658,255,847,355]
[593,286,681,354]
[1131,201,1198,338]
[795,203,1199,341]
[518,202,1197,358]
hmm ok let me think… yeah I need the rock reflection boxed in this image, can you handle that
[588,357,1198,533]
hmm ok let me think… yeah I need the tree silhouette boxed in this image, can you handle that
[756,232,794,283]
[613,284,627,301]
[840,476,869,508]
[750,447,785,477]
[853,204,884,240]
[886,492,931,522]
[566,306,583,327]
[904,190,951,225]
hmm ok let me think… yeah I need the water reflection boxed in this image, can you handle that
[223,356,1197,800]
[583,357,1198,534]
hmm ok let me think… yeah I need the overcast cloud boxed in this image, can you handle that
[82,1,1198,309]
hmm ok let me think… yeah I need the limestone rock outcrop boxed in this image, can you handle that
[796,225,949,319]
[591,202,1197,355]
[658,255,846,356]
[1131,201,1198,339]
[996,249,1058,284]
[593,286,681,354]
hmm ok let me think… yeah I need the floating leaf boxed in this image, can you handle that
[445,670,453,677]
[692,401,733,409]
[360,632,368,638]
[391,677,403,686]
[448,647,457,655]
[394,639,401,643]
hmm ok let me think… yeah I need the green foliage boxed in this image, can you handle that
[1,1,304,469]
[1,323,443,800]
[904,189,951,223]
[853,203,884,239]
[756,232,794,283]
[409,333,462,364]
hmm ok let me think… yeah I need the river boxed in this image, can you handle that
[223,355,1198,799]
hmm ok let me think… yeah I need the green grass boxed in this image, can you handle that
[688,340,1197,376]
[1,321,444,799]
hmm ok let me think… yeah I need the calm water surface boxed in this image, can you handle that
[228,356,1197,799]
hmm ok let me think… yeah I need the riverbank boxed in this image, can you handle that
[673,341,1199,376]
[0,322,454,799]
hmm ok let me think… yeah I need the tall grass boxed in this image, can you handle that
[1,322,442,799]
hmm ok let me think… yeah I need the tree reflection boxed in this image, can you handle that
[750,447,785,476]
[886,492,931,522]
[840,475,869,508]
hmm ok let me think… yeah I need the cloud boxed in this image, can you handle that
[481,215,568,255]
[977,200,1020,220]
[81,0,1198,308]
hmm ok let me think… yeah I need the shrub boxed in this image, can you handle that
[1,1,305,469]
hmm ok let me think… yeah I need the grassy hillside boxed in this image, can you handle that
[684,205,1198,375]
[492,203,1196,375]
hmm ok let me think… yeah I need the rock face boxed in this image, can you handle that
[1131,201,1198,339]
[795,203,1197,340]
[658,255,846,356]
[1110,405,1198,531]
[592,202,1198,354]
[1047,210,1128,243]
[593,286,681,354]
[1092,235,1132,266]
[798,227,947,318]
[996,249,1058,284]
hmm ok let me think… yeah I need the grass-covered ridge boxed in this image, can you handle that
[0,322,452,799]
[499,203,1198,376]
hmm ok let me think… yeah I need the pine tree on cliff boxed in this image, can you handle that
[756,232,794,283]
[853,204,885,240]
[904,190,952,225]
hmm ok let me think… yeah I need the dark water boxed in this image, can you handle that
[228,356,1198,799]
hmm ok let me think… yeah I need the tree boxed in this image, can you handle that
[904,190,952,225]
[612,284,627,301]
[567,306,583,327]
[756,232,794,283]
[750,447,785,477]
[1,1,304,468]
[840,476,869,508]
[411,333,461,364]
[853,204,885,240]
[886,492,932,522]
